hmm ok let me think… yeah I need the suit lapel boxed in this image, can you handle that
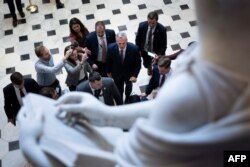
[115,45,123,64]
[94,32,99,51]
[86,82,93,94]
[123,44,130,63]
[105,30,110,43]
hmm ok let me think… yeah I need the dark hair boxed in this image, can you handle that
[69,17,89,39]
[39,87,56,99]
[89,72,101,82]
[35,45,46,58]
[10,72,23,85]
[95,21,106,29]
[64,45,77,66]
[147,11,158,21]
[158,56,171,68]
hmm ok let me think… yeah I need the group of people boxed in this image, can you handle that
[4,11,173,126]
[6,0,250,166]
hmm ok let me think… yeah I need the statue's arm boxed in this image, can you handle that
[105,100,154,129]
[18,108,53,167]
[148,73,209,133]
[56,93,154,129]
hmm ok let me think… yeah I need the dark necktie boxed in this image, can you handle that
[159,74,165,87]
[20,89,25,97]
[120,49,124,63]
[94,89,100,99]
[101,37,107,63]
[148,28,153,52]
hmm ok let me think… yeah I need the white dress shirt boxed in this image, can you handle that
[97,34,107,62]
[14,86,27,106]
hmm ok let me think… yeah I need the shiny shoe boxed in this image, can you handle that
[20,11,25,18]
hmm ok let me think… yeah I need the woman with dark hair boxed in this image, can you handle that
[69,17,91,55]
[64,45,93,91]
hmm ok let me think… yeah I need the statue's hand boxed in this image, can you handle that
[56,92,111,126]
[18,107,53,167]
[18,107,44,140]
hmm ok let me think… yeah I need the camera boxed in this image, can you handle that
[70,41,79,50]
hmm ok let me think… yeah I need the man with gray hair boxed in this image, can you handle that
[106,32,141,103]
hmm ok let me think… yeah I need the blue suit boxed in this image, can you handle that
[145,65,160,95]
[86,29,116,76]
[106,42,141,101]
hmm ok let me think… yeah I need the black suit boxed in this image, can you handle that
[76,77,122,106]
[106,42,141,101]
[3,78,40,125]
[86,29,116,77]
[7,0,23,20]
[135,21,167,68]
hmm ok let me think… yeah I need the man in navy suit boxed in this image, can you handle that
[142,56,172,98]
[135,11,167,75]
[3,72,40,125]
[76,72,122,106]
[86,21,116,77]
[106,32,141,103]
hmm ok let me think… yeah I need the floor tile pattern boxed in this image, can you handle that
[0,0,197,166]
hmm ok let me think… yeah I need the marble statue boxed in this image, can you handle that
[18,0,250,167]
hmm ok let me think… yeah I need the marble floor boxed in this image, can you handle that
[0,0,198,166]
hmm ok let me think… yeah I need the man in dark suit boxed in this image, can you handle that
[3,72,40,125]
[86,21,116,77]
[106,32,141,103]
[76,72,122,106]
[142,57,172,98]
[135,11,167,75]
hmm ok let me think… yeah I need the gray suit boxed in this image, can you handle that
[64,61,92,87]
[76,77,122,106]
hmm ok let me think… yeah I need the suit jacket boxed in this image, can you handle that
[86,29,116,66]
[146,65,161,95]
[3,78,40,121]
[135,21,167,55]
[76,77,122,106]
[106,42,141,81]
[64,61,92,86]
[146,65,173,95]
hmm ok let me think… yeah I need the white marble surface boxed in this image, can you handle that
[0,139,8,159]
[0,0,198,166]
